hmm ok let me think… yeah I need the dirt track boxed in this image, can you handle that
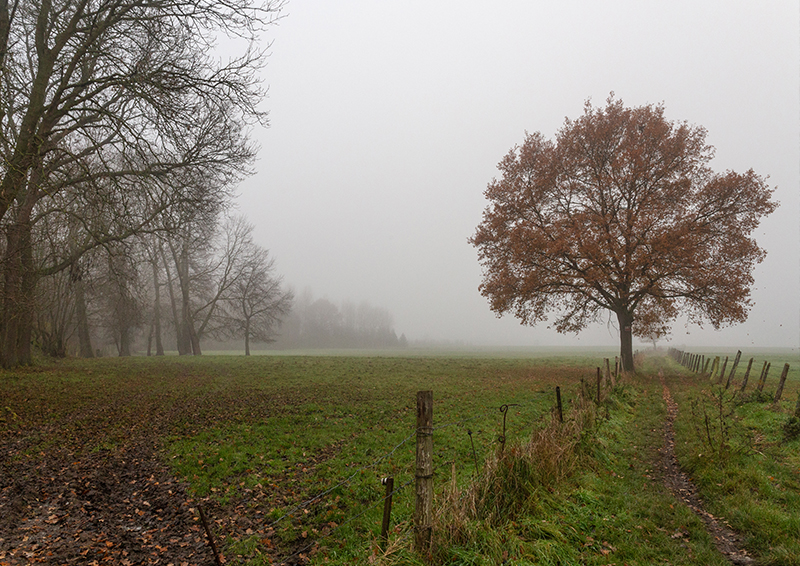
[658,370,754,565]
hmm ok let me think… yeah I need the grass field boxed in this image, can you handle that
[1,349,798,565]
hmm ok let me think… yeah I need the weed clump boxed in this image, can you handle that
[736,389,772,405]
[687,386,751,460]
[782,416,800,442]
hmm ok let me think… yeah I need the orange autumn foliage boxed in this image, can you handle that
[470,96,777,371]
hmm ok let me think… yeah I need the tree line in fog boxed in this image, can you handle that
[38,213,293,358]
[267,290,406,350]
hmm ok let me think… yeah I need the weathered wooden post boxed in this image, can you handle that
[703,358,711,376]
[773,364,790,403]
[709,356,720,381]
[739,358,754,393]
[380,476,394,546]
[556,386,563,424]
[614,357,619,378]
[794,391,800,418]
[757,362,771,392]
[717,356,729,384]
[725,350,742,389]
[605,358,613,387]
[756,361,767,391]
[414,390,433,555]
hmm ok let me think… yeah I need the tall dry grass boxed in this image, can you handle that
[432,389,598,551]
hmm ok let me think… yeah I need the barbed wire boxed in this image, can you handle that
[431,392,553,433]
[267,397,549,530]
[276,476,415,566]
[267,430,416,528]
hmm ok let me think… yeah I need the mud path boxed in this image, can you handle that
[657,371,754,565]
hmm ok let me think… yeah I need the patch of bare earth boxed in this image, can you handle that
[658,371,754,565]
[0,435,214,566]
[1,422,345,566]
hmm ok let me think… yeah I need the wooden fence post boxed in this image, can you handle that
[739,358,754,393]
[717,356,729,384]
[556,386,563,424]
[703,358,711,376]
[773,364,790,403]
[757,362,770,392]
[605,358,613,387]
[596,367,601,403]
[380,476,394,546]
[794,391,800,418]
[725,350,742,389]
[710,357,720,381]
[414,390,433,555]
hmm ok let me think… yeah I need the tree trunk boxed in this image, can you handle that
[189,321,201,355]
[74,273,94,358]
[245,317,251,356]
[1,192,37,367]
[119,323,131,356]
[616,309,634,373]
[161,246,184,354]
[176,245,198,355]
[151,259,164,355]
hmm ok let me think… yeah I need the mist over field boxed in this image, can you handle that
[240,1,800,351]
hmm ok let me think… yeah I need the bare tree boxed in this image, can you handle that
[97,243,145,357]
[226,245,292,355]
[0,0,284,366]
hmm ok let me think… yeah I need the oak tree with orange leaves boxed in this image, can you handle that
[470,97,777,372]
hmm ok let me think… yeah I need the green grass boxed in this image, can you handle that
[670,353,800,566]
[2,350,798,565]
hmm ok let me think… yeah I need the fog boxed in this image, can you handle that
[237,1,800,350]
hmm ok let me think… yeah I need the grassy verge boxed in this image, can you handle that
[670,356,800,566]
[393,365,728,566]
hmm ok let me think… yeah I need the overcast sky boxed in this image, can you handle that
[236,0,800,350]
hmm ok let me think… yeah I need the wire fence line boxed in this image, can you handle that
[266,430,417,529]
[232,372,618,564]
[276,477,416,566]
[249,395,558,564]
[669,347,793,403]
[267,401,533,530]
[266,385,594,528]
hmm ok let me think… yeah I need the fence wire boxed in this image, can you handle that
[249,380,600,564]
[276,477,415,566]
[267,430,417,529]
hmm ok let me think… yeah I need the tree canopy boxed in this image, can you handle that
[470,97,777,371]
